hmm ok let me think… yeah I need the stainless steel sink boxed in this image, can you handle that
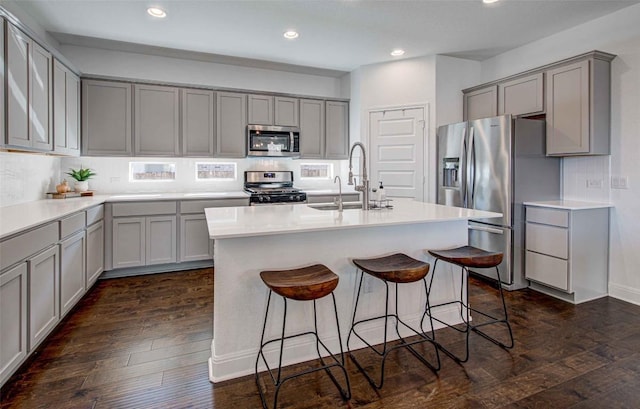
[308,202,363,211]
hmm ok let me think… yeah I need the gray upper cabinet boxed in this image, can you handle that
[53,59,80,156]
[248,94,273,125]
[215,92,247,158]
[299,99,325,158]
[5,23,52,151]
[29,42,53,151]
[546,53,612,156]
[498,73,544,117]
[82,79,133,156]
[274,97,299,126]
[182,89,215,157]
[325,100,349,159]
[463,85,498,121]
[6,24,32,148]
[134,84,180,156]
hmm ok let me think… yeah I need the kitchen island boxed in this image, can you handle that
[205,199,500,382]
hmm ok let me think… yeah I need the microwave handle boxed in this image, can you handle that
[290,131,295,151]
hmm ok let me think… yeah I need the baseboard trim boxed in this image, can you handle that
[100,260,213,279]
[609,282,640,306]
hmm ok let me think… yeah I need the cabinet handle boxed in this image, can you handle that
[468,224,504,235]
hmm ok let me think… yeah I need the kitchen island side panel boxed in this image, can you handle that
[209,220,468,382]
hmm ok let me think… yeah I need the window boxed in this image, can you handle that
[129,162,176,181]
[300,163,333,179]
[195,162,236,180]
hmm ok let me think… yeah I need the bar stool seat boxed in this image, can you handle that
[260,264,339,301]
[427,246,514,364]
[348,253,440,389]
[255,264,351,409]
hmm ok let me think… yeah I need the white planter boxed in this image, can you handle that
[74,181,89,192]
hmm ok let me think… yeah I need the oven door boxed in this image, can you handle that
[247,125,300,157]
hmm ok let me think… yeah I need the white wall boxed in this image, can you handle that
[60,44,347,99]
[479,3,640,305]
[0,152,60,207]
[435,55,481,127]
[350,56,437,202]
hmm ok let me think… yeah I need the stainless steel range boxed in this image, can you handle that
[244,171,307,205]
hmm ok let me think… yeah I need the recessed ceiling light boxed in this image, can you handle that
[390,49,405,57]
[483,0,499,4]
[283,30,299,40]
[147,7,167,18]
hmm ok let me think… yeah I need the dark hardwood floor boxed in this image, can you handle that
[2,268,640,408]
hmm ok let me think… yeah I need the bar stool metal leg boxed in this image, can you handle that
[347,269,441,390]
[426,258,514,364]
[255,290,351,409]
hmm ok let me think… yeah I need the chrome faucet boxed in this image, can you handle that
[348,142,370,210]
[333,175,343,212]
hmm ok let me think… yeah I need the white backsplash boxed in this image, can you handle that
[562,155,611,202]
[0,152,61,207]
[60,156,351,194]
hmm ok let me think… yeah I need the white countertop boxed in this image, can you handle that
[0,191,250,240]
[205,198,501,239]
[523,200,613,210]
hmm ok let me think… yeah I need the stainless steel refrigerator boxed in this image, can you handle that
[436,114,561,290]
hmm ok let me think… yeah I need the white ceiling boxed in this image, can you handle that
[7,0,640,73]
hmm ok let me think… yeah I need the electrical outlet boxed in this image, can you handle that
[611,176,629,189]
[586,179,603,189]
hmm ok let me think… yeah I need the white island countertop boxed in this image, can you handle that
[206,198,501,239]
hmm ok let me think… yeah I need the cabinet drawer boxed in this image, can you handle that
[60,212,86,238]
[0,223,58,271]
[112,201,177,217]
[525,250,569,291]
[526,207,568,227]
[86,205,104,226]
[526,223,568,259]
[180,198,249,214]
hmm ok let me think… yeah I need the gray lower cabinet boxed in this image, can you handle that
[182,89,215,156]
[112,217,145,269]
[85,220,104,288]
[325,101,349,159]
[60,231,86,316]
[146,216,177,265]
[525,205,609,303]
[0,263,28,386]
[248,94,274,125]
[180,214,212,262]
[299,99,325,158]
[463,85,497,121]
[28,245,59,350]
[498,73,544,117]
[215,92,247,158]
[53,59,81,156]
[82,79,133,156]
[134,84,180,156]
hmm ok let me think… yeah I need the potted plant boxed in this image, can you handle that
[66,166,96,192]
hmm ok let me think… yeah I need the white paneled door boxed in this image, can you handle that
[369,107,426,200]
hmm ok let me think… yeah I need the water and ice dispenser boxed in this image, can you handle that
[442,158,460,188]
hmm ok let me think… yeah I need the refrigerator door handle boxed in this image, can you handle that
[467,126,475,208]
[460,126,468,207]
[468,224,504,235]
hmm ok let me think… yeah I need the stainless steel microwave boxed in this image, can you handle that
[247,125,300,157]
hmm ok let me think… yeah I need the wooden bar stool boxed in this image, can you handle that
[347,253,440,389]
[255,264,351,409]
[427,246,514,363]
